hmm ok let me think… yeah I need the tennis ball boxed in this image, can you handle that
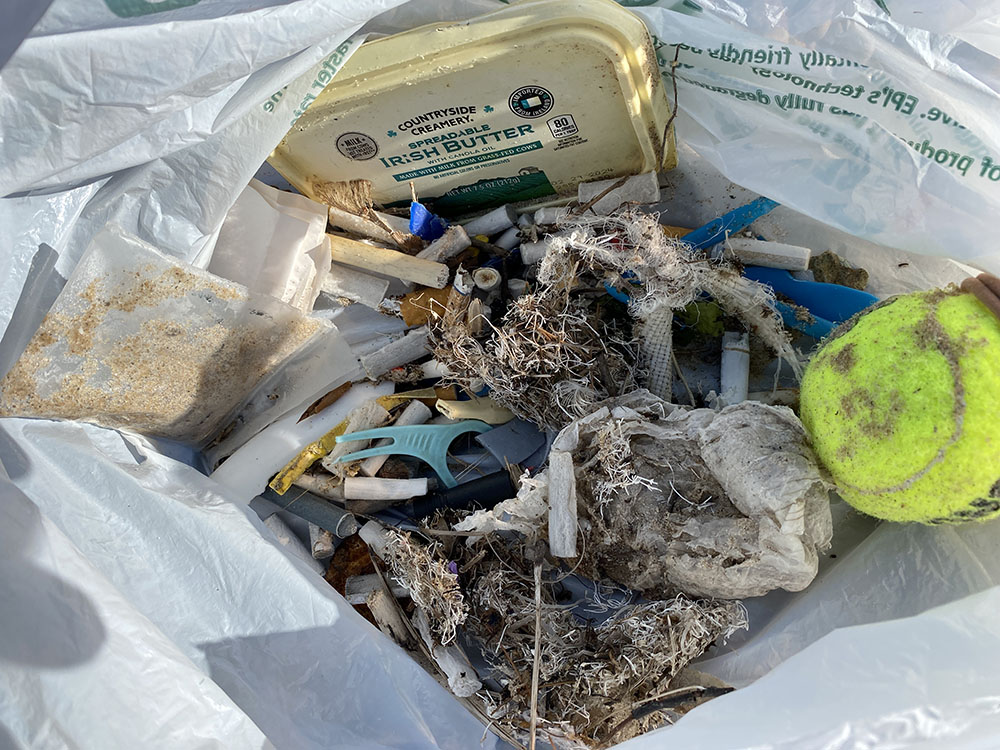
[800,287,1000,524]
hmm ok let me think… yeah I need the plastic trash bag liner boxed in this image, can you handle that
[3,0,1000,748]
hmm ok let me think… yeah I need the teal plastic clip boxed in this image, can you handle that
[333,420,493,488]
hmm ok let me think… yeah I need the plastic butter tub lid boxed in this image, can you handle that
[268,0,676,217]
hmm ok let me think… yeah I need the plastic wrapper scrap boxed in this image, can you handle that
[458,391,832,600]
[0,227,328,445]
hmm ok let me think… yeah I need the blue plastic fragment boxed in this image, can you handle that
[409,201,448,241]
[743,266,878,323]
[332,421,492,488]
[681,196,779,250]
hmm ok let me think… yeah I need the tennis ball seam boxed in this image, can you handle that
[832,293,967,496]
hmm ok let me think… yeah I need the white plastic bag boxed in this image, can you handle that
[3,1,1000,749]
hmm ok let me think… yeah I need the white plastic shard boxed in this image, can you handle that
[321,262,391,309]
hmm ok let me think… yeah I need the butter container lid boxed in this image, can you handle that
[269,0,676,216]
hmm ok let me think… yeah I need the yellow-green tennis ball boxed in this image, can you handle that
[800,287,1000,524]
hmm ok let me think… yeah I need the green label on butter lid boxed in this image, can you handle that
[433,171,556,214]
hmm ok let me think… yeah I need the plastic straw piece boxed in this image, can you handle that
[473,268,502,292]
[520,240,549,265]
[309,523,336,559]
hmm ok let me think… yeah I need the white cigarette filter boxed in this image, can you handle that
[462,205,517,238]
[344,477,429,500]
[720,331,750,406]
[724,238,811,271]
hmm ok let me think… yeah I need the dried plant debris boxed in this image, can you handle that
[378,527,468,647]
[460,535,747,749]
[0,227,324,443]
[433,246,640,430]
[554,391,833,600]
[431,209,801,429]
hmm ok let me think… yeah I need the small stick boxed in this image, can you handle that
[672,350,697,407]
[660,44,681,159]
[568,176,627,218]
[577,172,659,215]
[328,234,450,288]
[494,226,521,251]
[469,236,508,256]
[529,558,543,750]
[328,205,418,250]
